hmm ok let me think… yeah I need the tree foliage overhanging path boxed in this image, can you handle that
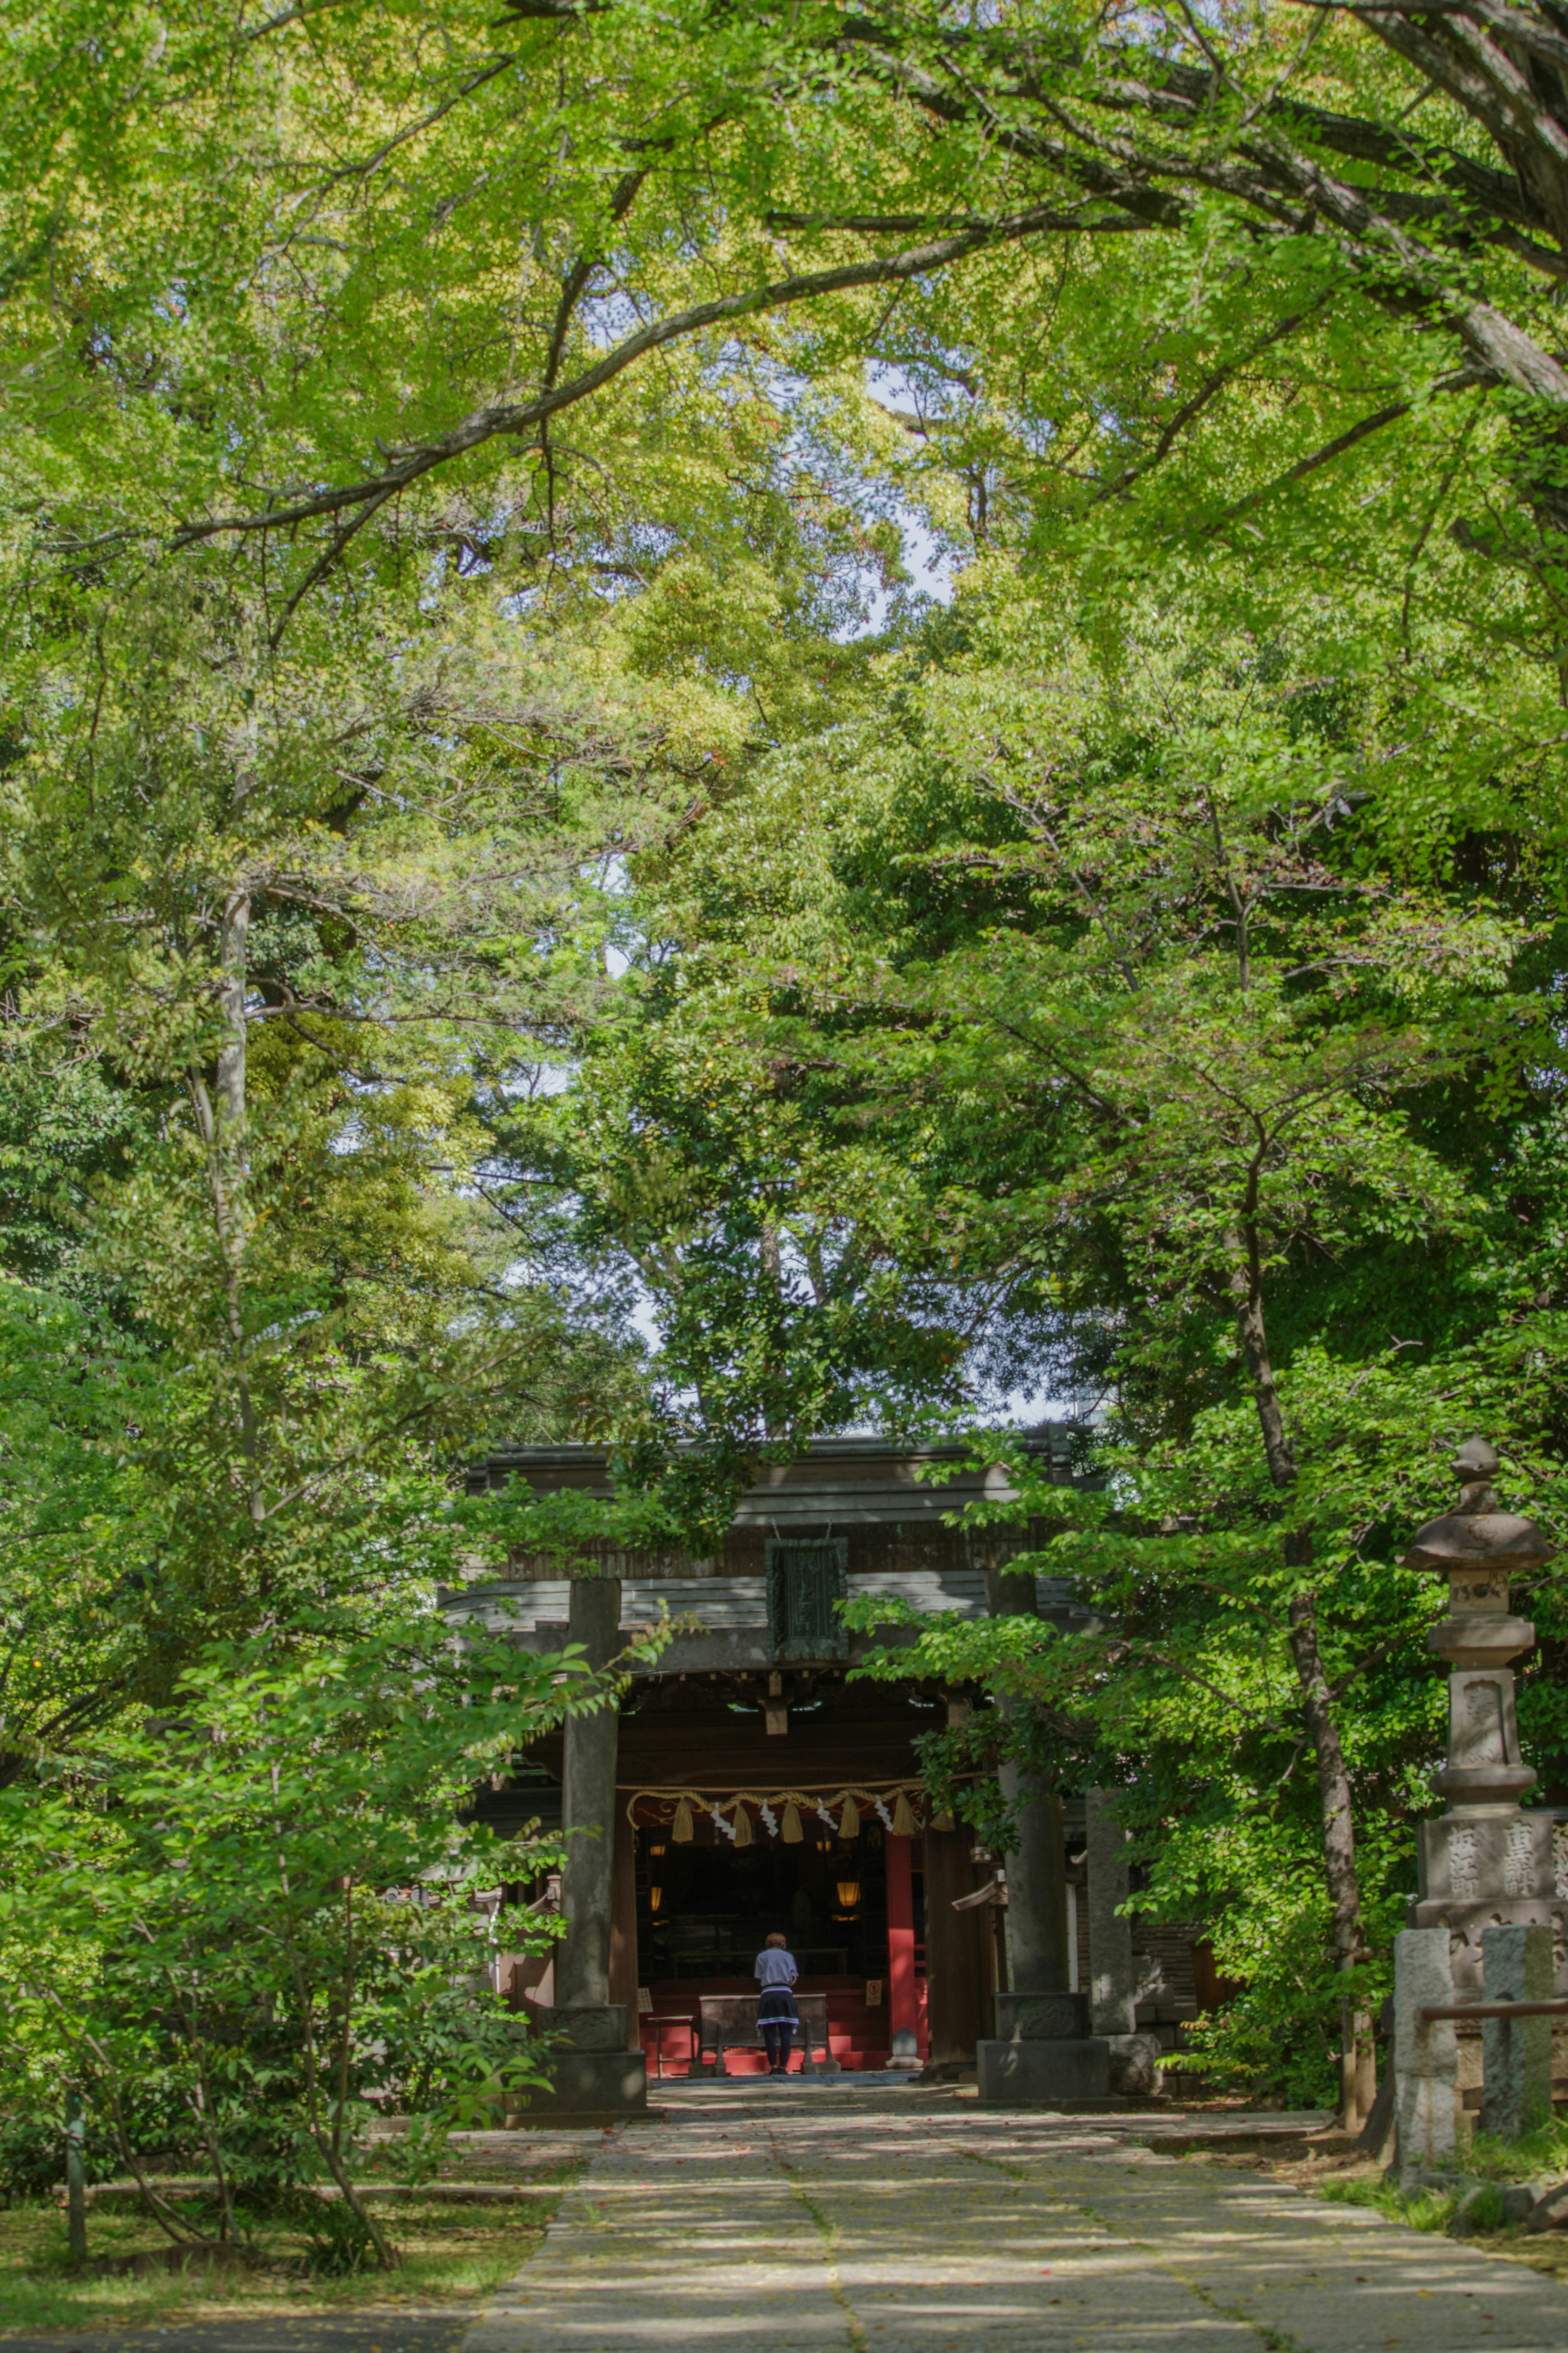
[575,553,1568,2121]
[18,0,1568,620]
[9,0,1568,2148]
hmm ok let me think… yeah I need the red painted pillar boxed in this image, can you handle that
[886,1833,920,2063]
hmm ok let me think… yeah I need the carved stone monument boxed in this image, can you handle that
[1403,1437,1558,1998]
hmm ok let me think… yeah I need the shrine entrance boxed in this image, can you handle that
[627,1803,924,2074]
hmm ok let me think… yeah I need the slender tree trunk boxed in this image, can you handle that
[1285,1585,1367,2127]
[333,1878,355,2168]
[139,1931,241,2243]
[189,883,265,1540]
[1227,1229,1368,2129]
[760,1213,785,1440]
[281,1891,399,2268]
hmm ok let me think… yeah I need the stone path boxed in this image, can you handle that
[461,2088,1568,2353]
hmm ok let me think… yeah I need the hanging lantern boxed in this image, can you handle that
[731,1802,753,1848]
[673,1797,695,1844]
[649,1887,663,1913]
[892,1791,917,1838]
[835,1878,861,1911]
[649,1841,667,1858]
[838,1795,860,1839]
[782,1800,803,1844]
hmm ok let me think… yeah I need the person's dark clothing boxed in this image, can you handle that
[757,1982,798,2073]
[762,2018,795,2069]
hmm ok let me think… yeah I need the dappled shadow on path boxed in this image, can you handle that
[464,2100,1568,2353]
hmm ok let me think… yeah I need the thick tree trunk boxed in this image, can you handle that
[1228,1232,1368,2128]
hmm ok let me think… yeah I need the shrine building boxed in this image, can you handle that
[449,1432,1205,2088]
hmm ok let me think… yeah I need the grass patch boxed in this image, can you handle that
[0,2163,582,2336]
[1318,2177,1459,2232]
[1461,2121,1568,2184]
[1310,2162,1568,2289]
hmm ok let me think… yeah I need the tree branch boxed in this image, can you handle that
[171,204,1104,551]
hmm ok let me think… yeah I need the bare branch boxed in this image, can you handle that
[321,57,517,188]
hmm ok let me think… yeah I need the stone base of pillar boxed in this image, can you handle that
[526,2049,649,2114]
[1107,2031,1164,2099]
[976,2035,1123,2106]
[521,2004,648,2116]
[995,1990,1091,2040]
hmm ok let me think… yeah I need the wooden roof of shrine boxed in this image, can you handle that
[464,1428,1079,1525]
[449,1429,1096,1673]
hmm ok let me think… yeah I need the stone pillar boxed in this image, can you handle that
[536,1577,646,2116]
[1403,1438,1559,1999]
[977,1563,1116,2108]
[1394,1926,1458,2181]
[1086,1789,1136,2035]
[1000,1773,1069,1991]
[1480,1922,1553,2140]
[1085,1787,1161,2100]
[985,1565,1069,1999]
[920,1821,987,2073]
[610,1798,640,2053]
[557,1578,621,2009]
[886,1833,920,2064]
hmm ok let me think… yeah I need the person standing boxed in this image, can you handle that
[754,1930,800,2076]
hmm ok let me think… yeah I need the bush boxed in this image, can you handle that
[0,2112,62,2204]
[0,1617,585,2265]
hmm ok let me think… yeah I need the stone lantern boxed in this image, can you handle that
[1403,1437,1561,1995]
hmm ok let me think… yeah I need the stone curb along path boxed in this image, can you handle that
[460,2105,1568,2353]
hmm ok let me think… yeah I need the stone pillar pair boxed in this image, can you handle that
[1394,1922,1552,2178]
[975,1566,1124,2106]
[534,1577,647,2117]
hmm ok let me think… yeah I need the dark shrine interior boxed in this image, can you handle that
[638,1816,913,1985]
